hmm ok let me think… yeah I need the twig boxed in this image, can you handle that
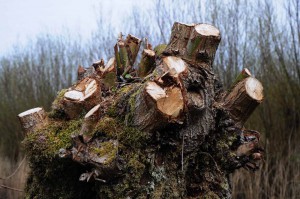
[0,184,23,192]
[181,131,185,171]
[0,157,26,180]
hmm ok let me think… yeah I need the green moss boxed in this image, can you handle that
[24,118,95,199]
[124,86,142,125]
[127,153,145,171]
[92,141,118,165]
[94,117,118,138]
[216,141,229,150]
[107,84,137,118]
[24,119,82,158]
[120,126,148,148]
[154,44,167,56]
[118,84,134,94]
[94,116,148,149]
[204,191,220,199]
[48,89,68,119]
[103,72,117,88]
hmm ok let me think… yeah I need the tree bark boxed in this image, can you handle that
[223,77,263,125]
[18,107,48,135]
[20,22,264,199]
[138,49,156,77]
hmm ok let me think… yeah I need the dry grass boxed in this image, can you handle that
[0,156,28,199]
[232,145,300,199]
[1,151,299,199]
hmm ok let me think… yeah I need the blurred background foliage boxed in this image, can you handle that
[0,0,299,198]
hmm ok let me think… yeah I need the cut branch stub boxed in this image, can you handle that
[138,49,155,78]
[80,104,101,142]
[155,56,188,85]
[164,22,195,56]
[184,24,221,66]
[223,77,263,125]
[100,57,117,89]
[77,65,87,81]
[229,68,252,91]
[125,34,142,66]
[162,56,187,79]
[99,57,116,76]
[92,59,105,75]
[18,107,48,135]
[115,33,142,77]
[146,82,184,120]
[164,22,221,67]
[63,77,101,119]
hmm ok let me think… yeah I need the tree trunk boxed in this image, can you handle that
[20,22,264,199]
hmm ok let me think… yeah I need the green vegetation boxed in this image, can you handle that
[24,119,82,159]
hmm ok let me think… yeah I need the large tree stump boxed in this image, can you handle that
[20,22,264,199]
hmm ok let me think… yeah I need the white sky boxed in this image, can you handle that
[0,0,150,55]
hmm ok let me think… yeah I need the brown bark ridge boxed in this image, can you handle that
[20,22,264,199]
[223,77,263,126]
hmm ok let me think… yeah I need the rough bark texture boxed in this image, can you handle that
[18,107,48,136]
[20,22,264,199]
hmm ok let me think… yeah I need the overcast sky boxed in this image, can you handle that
[0,0,151,55]
[0,0,286,55]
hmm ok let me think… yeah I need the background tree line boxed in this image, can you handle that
[0,0,299,198]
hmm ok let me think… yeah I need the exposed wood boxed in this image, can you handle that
[229,68,252,91]
[157,86,184,118]
[154,56,188,87]
[62,77,101,119]
[223,77,263,125]
[145,82,184,119]
[18,107,48,135]
[162,56,187,79]
[102,57,116,74]
[92,59,105,75]
[80,104,101,142]
[146,81,166,100]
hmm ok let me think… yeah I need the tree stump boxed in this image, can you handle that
[20,22,264,199]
